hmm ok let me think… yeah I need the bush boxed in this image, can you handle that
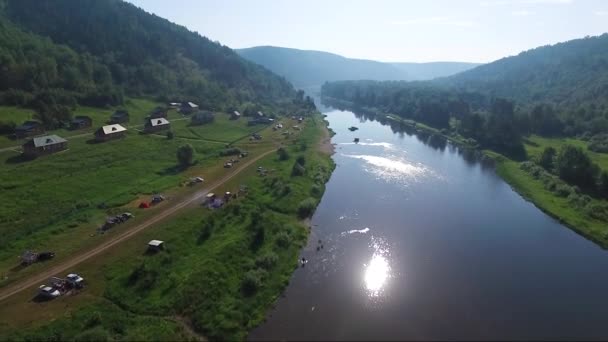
[255,252,278,270]
[292,162,305,177]
[177,144,195,167]
[166,131,174,140]
[277,147,290,161]
[297,198,317,218]
[311,184,322,197]
[275,231,291,248]
[242,269,265,296]
[554,184,573,197]
[219,147,241,156]
[296,155,306,166]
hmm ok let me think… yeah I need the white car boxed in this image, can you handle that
[66,273,85,288]
[39,285,60,298]
[192,177,204,183]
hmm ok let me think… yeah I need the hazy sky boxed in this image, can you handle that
[127,0,608,63]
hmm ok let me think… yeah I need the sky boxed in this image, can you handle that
[127,0,608,63]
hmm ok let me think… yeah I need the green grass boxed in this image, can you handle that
[0,106,37,124]
[4,299,193,341]
[171,114,262,143]
[0,114,334,341]
[0,98,161,148]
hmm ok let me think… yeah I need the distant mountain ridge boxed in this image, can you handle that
[237,46,481,89]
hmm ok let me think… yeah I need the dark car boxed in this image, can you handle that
[37,252,55,261]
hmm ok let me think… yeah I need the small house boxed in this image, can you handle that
[110,110,129,124]
[231,111,241,120]
[168,102,181,108]
[148,240,165,252]
[95,124,127,142]
[149,106,168,119]
[22,135,67,157]
[181,102,199,114]
[70,116,92,130]
[191,111,214,125]
[15,121,44,138]
[145,118,171,133]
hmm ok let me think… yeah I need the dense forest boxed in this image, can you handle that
[437,34,608,117]
[0,0,301,128]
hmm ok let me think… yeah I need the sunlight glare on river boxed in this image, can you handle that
[364,237,392,298]
[343,154,431,184]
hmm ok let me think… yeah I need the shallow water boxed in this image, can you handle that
[249,108,608,341]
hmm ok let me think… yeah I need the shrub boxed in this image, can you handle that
[277,147,290,161]
[219,147,241,157]
[292,162,305,177]
[177,144,195,167]
[297,198,317,218]
[554,184,572,197]
[311,184,322,197]
[242,269,265,296]
[275,231,291,248]
[296,155,306,166]
[255,252,278,270]
[166,131,174,139]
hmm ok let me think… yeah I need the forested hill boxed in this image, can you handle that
[438,34,608,110]
[237,46,480,88]
[0,0,297,113]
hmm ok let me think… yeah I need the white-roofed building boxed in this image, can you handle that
[145,118,171,133]
[95,124,127,142]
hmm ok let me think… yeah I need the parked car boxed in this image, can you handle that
[121,212,134,220]
[38,285,60,299]
[66,273,85,288]
[37,252,55,261]
[151,194,165,204]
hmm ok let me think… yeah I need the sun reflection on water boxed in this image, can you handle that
[363,238,392,297]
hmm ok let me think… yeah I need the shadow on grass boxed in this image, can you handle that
[5,154,35,164]
[157,160,199,176]
[32,294,55,303]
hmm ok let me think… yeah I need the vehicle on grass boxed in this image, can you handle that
[38,285,60,299]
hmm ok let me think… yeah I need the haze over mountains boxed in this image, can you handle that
[237,46,481,90]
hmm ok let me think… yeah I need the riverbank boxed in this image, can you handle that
[321,97,608,249]
[0,113,336,341]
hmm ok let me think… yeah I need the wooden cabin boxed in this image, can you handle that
[180,102,199,114]
[95,124,127,142]
[22,135,67,157]
[144,118,171,133]
[15,121,44,138]
[110,110,129,124]
[70,116,92,130]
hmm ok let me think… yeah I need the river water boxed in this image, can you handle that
[249,107,608,341]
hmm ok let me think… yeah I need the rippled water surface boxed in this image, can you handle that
[249,108,608,341]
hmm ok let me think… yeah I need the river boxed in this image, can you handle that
[249,106,608,341]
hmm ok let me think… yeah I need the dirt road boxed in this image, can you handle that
[0,148,275,303]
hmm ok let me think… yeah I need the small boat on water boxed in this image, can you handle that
[354,138,360,143]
